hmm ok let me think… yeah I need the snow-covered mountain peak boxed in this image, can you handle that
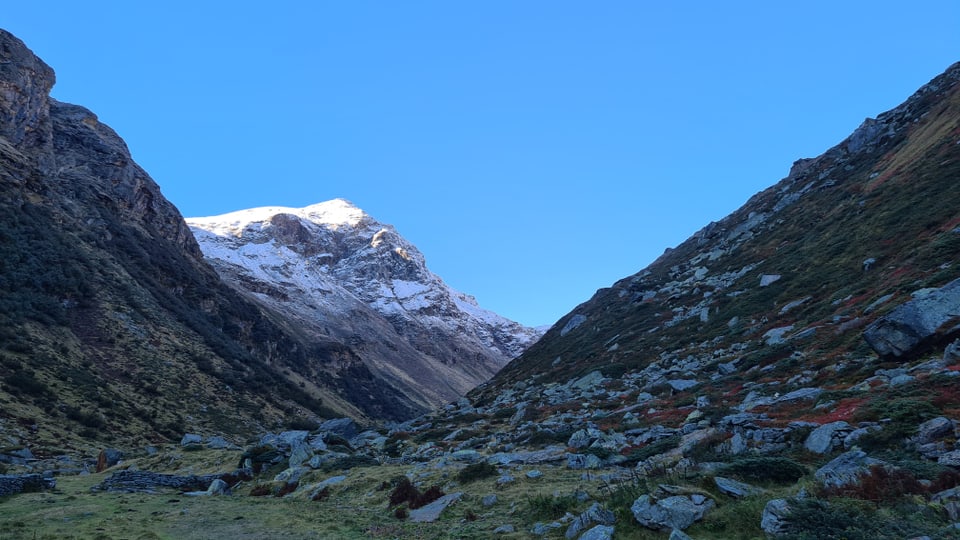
[187,198,369,239]
[185,200,543,407]
[300,198,369,228]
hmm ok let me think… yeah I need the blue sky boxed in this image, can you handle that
[4,2,959,327]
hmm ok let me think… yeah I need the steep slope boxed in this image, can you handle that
[186,200,541,408]
[473,61,960,402]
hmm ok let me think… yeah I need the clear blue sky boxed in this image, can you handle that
[5,2,959,327]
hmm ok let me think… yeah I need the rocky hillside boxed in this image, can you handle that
[479,61,960,397]
[186,200,541,409]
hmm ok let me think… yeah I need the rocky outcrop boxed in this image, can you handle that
[863,278,960,358]
[814,450,884,489]
[631,493,714,531]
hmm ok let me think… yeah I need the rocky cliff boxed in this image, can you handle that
[186,200,541,409]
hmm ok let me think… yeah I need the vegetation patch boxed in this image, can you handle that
[717,456,807,485]
[387,476,444,510]
[456,461,498,484]
[523,492,581,521]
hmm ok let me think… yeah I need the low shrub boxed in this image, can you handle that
[778,497,947,540]
[525,427,575,446]
[249,484,272,497]
[621,435,681,466]
[717,456,807,484]
[387,477,444,509]
[523,492,580,521]
[311,487,330,502]
[818,464,925,504]
[286,417,320,431]
[456,461,498,483]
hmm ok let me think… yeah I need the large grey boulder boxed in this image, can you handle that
[714,476,762,498]
[917,416,955,444]
[863,278,960,358]
[760,498,792,535]
[206,478,230,495]
[320,418,359,439]
[566,453,602,469]
[565,502,616,539]
[803,421,850,454]
[814,449,884,488]
[631,493,714,531]
[578,525,615,540]
[180,433,203,447]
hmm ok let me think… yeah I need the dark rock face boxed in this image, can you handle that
[863,278,960,358]
[0,31,55,148]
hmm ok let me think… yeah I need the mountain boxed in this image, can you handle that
[186,200,541,409]
[0,29,534,457]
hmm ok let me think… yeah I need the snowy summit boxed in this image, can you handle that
[186,199,542,410]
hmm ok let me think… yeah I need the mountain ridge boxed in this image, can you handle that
[186,198,542,410]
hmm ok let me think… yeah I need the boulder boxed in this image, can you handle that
[759,274,781,287]
[863,278,960,358]
[565,502,616,539]
[714,476,761,498]
[803,421,850,454]
[206,478,230,495]
[568,428,597,449]
[288,442,314,468]
[180,433,202,447]
[409,492,462,523]
[917,416,955,444]
[566,453,602,470]
[277,430,310,448]
[450,450,481,462]
[319,418,359,439]
[946,339,960,362]
[938,450,960,466]
[578,525,615,540]
[814,450,884,488]
[668,379,699,391]
[843,425,882,449]
[560,314,588,336]
[932,486,960,521]
[760,498,792,535]
[205,436,235,450]
[669,530,693,540]
[631,494,714,531]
